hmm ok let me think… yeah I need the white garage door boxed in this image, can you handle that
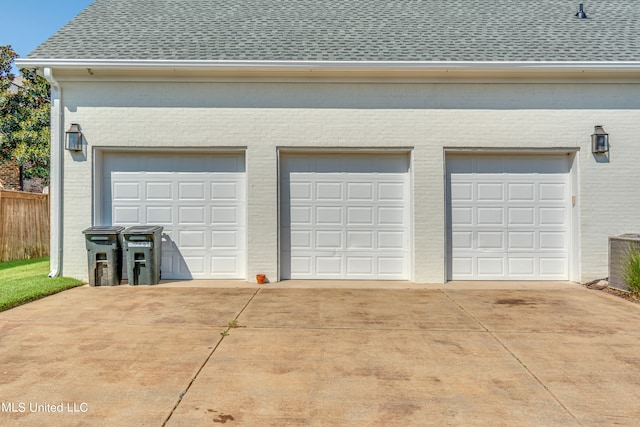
[280,153,410,280]
[102,152,246,280]
[447,154,571,280]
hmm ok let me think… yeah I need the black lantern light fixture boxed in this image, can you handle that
[65,123,83,151]
[591,125,609,154]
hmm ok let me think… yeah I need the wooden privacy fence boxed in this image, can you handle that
[0,190,49,262]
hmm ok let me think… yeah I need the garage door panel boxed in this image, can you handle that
[288,229,312,249]
[316,257,342,275]
[477,257,505,276]
[104,152,246,280]
[179,206,206,224]
[316,182,342,200]
[508,258,535,276]
[347,182,374,200]
[539,183,566,201]
[508,183,535,201]
[378,257,405,275]
[539,232,566,250]
[508,208,534,226]
[113,206,141,224]
[477,183,504,201]
[161,253,174,274]
[286,251,408,279]
[146,182,172,200]
[378,207,404,225]
[378,231,405,249]
[211,206,240,225]
[347,231,374,249]
[452,207,473,225]
[281,153,410,280]
[174,256,190,276]
[451,182,473,201]
[113,182,140,200]
[178,230,206,249]
[452,231,473,249]
[289,255,312,276]
[448,154,570,280]
[508,231,535,249]
[289,206,311,224]
[347,207,374,225]
[211,230,239,249]
[316,230,342,249]
[289,182,312,200]
[539,208,566,225]
[178,182,205,200]
[211,256,239,275]
[347,257,373,275]
[211,182,240,200]
[378,182,405,201]
[539,258,567,276]
[452,257,473,276]
[146,206,173,224]
[316,206,342,224]
[477,231,504,250]
[478,208,504,226]
[183,256,206,275]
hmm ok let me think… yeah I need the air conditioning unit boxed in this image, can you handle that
[609,234,640,291]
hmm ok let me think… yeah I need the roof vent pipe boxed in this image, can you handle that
[575,3,588,19]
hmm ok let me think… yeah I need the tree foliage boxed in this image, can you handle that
[0,45,51,181]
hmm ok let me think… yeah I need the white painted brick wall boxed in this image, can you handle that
[59,80,640,283]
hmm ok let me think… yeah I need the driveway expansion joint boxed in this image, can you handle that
[442,290,584,425]
[161,288,260,426]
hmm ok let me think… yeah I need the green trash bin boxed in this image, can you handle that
[122,226,163,285]
[82,226,125,286]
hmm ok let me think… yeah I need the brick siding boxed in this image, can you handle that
[0,158,21,191]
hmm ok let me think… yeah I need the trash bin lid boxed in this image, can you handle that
[123,226,164,235]
[83,226,125,234]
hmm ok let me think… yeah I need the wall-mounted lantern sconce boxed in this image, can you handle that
[591,125,608,154]
[65,123,83,151]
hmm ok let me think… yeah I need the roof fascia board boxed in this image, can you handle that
[15,59,640,73]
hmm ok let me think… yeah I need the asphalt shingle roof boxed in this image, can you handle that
[26,0,640,62]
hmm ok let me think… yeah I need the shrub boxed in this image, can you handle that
[623,246,640,295]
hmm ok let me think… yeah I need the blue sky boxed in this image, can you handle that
[1,0,94,70]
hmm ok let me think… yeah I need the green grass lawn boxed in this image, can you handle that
[0,257,84,312]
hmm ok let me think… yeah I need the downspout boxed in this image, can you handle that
[43,67,63,278]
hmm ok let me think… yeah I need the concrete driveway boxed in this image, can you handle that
[1,282,639,426]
